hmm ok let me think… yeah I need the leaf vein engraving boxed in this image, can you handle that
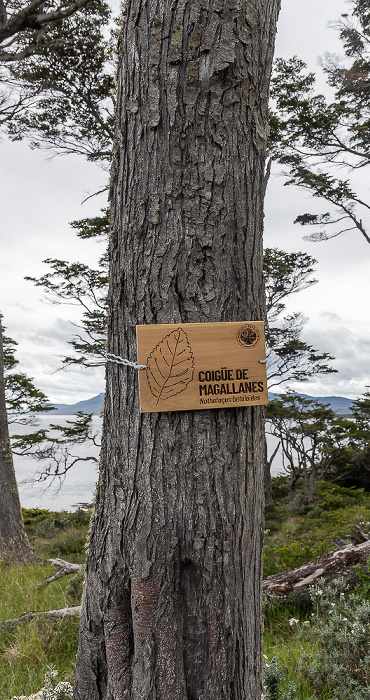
[146,328,195,405]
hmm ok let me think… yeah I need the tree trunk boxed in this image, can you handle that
[0,320,35,563]
[74,1,280,698]
[264,438,280,505]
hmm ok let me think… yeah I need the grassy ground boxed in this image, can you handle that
[263,480,370,698]
[0,509,89,699]
[0,482,369,699]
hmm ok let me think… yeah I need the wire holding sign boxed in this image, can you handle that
[136,322,268,414]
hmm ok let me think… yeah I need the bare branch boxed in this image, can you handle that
[0,605,81,630]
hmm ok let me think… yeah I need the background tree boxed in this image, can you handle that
[326,390,370,490]
[267,394,342,492]
[0,317,36,562]
[73,0,281,698]
[267,391,370,493]
[269,0,370,245]
[2,312,100,489]
[2,1,114,162]
[0,0,96,62]
[3,323,50,425]
[264,248,335,388]
[263,247,336,503]
[1,0,113,163]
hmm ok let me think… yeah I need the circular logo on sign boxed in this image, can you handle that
[236,324,260,349]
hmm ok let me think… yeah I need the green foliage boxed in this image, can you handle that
[263,577,370,699]
[267,392,370,492]
[264,481,370,577]
[298,580,370,699]
[2,495,370,699]
[263,249,335,390]
[22,508,90,562]
[263,657,284,700]
[49,532,87,558]
[265,541,315,578]
[269,0,370,245]
[0,510,87,698]
[26,212,108,369]
[1,0,114,164]
[263,656,299,700]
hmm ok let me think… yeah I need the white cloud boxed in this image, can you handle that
[2,0,368,405]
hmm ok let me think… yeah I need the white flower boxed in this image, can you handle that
[289,617,299,626]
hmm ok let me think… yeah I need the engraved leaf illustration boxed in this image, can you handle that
[146,328,194,404]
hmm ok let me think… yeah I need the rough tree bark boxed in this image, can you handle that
[0,319,35,562]
[74,1,280,698]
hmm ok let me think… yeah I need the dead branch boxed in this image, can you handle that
[36,558,82,587]
[0,605,81,630]
[263,539,370,600]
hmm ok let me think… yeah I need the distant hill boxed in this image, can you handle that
[44,391,353,416]
[269,393,353,416]
[45,393,104,415]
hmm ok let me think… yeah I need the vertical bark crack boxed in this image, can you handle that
[181,560,209,700]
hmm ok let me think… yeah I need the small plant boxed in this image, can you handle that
[262,656,298,700]
[11,666,73,700]
[299,579,370,699]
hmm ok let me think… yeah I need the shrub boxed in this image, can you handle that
[263,577,370,699]
[299,579,370,698]
[262,656,298,700]
[11,666,73,700]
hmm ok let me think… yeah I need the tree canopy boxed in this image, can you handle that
[264,248,335,388]
[1,317,50,423]
[1,0,113,163]
[269,0,370,245]
[267,390,370,492]
[0,0,96,62]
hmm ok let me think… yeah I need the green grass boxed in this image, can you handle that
[262,479,370,699]
[1,482,370,699]
[0,509,89,700]
[0,615,78,699]
[264,480,370,577]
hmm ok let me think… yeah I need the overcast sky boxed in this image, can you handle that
[1,0,369,405]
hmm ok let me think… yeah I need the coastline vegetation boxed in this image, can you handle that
[0,482,369,699]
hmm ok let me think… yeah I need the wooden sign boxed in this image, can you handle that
[136,321,268,414]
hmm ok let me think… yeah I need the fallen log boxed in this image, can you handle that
[0,606,81,630]
[263,539,370,599]
[37,558,82,588]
